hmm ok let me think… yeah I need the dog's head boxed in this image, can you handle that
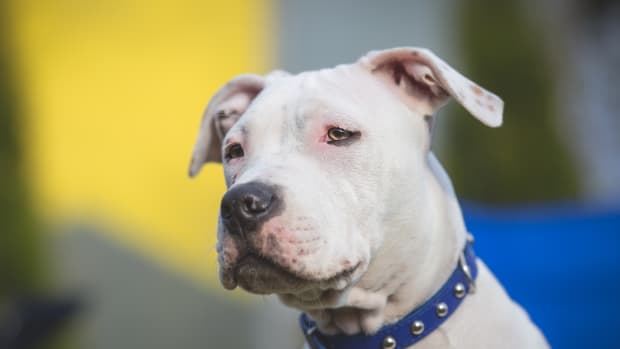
[189,48,502,307]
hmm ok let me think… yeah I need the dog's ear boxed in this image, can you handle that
[188,74,265,177]
[358,47,503,127]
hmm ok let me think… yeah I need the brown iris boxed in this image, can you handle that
[327,127,353,142]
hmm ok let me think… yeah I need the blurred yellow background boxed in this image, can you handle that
[9,0,273,287]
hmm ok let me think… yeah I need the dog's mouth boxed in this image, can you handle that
[224,253,360,295]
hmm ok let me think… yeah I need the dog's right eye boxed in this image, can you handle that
[224,143,244,161]
[326,127,360,146]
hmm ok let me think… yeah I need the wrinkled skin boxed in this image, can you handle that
[189,48,549,348]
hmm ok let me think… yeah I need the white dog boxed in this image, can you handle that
[189,47,549,349]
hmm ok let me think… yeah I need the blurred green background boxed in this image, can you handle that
[1,0,618,348]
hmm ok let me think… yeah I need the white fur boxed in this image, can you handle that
[190,47,549,348]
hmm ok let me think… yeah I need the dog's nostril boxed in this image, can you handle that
[242,194,272,215]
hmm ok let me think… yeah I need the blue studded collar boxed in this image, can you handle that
[300,237,478,349]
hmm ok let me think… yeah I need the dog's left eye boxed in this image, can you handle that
[327,127,359,145]
[224,143,244,161]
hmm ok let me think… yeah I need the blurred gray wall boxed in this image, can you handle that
[54,226,302,349]
[277,0,459,72]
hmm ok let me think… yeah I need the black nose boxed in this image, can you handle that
[220,182,280,234]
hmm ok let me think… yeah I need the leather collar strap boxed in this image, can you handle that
[300,239,478,349]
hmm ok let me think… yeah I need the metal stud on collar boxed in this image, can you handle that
[454,282,466,298]
[411,320,425,335]
[382,336,397,349]
[435,302,448,317]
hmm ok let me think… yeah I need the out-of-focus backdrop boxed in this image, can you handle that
[1,0,618,348]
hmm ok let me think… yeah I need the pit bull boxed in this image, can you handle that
[189,47,549,349]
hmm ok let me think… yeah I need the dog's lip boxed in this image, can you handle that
[219,266,238,290]
[236,253,296,276]
[230,253,360,294]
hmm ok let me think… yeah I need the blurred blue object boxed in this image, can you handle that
[463,202,620,349]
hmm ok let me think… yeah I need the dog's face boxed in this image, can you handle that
[189,48,502,307]
[214,68,429,298]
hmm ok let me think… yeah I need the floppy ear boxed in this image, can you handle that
[188,74,264,177]
[358,47,503,127]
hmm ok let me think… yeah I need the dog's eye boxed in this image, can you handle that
[224,143,244,161]
[328,127,350,141]
[327,127,359,145]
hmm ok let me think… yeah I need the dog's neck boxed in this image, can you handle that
[290,152,467,335]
